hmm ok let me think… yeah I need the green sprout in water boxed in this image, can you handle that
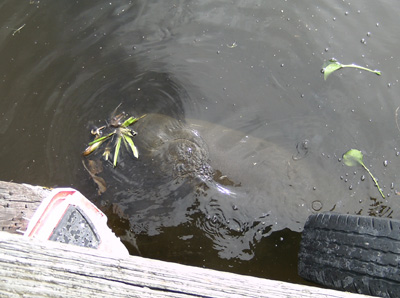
[342,149,385,199]
[83,106,146,167]
[322,59,381,81]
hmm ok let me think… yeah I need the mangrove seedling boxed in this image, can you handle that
[83,106,146,167]
[322,59,381,81]
[343,149,385,199]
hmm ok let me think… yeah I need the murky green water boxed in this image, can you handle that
[1,0,400,284]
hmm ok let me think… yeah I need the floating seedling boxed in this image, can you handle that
[343,149,385,199]
[322,59,381,81]
[83,105,146,167]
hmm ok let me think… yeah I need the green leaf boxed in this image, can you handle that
[123,135,139,158]
[121,114,147,127]
[323,60,343,80]
[113,136,122,167]
[120,127,135,138]
[121,117,137,128]
[83,131,115,156]
[83,140,104,156]
[343,149,364,167]
[343,149,385,199]
[88,131,115,145]
[322,59,381,80]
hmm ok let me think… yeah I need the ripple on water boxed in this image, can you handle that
[2,0,400,283]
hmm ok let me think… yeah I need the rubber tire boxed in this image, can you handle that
[298,212,400,297]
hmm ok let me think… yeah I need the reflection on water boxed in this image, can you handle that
[1,0,400,284]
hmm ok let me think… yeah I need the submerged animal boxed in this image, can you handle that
[84,112,359,259]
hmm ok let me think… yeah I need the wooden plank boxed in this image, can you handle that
[0,232,373,298]
[0,181,50,234]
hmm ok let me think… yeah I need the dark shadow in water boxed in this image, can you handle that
[104,200,312,285]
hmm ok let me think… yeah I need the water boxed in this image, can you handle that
[1,0,400,285]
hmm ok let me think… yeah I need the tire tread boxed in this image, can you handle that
[299,212,400,297]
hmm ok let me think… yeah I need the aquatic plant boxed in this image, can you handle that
[83,106,146,167]
[343,149,385,199]
[322,59,381,81]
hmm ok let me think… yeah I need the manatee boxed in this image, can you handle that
[135,114,213,181]
[88,113,357,259]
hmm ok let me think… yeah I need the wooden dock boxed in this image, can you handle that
[0,181,373,297]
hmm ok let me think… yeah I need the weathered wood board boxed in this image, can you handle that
[0,181,50,234]
[0,232,373,298]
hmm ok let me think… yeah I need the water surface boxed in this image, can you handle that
[1,0,400,284]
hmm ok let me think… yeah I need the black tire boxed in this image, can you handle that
[298,212,400,297]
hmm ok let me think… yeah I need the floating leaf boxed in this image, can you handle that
[103,145,111,161]
[88,131,115,145]
[123,135,139,159]
[121,114,147,128]
[83,131,115,156]
[323,60,343,80]
[343,149,385,199]
[120,126,136,138]
[82,140,104,156]
[322,59,381,81]
[113,136,122,167]
[83,109,146,168]
[121,117,137,128]
[343,149,364,167]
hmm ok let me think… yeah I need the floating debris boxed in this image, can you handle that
[83,104,146,167]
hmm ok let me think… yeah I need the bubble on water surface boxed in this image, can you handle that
[311,200,322,211]
[292,139,309,160]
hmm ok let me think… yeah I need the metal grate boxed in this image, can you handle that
[49,205,100,249]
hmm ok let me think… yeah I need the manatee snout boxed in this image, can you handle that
[135,114,213,179]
